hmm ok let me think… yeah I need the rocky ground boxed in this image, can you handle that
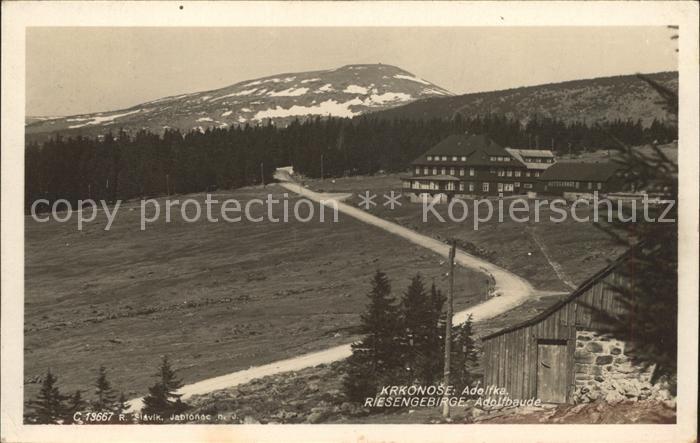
[476,399,676,424]
[186,362,368,424]
[186,361,676,425]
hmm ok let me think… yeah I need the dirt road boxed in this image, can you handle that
[128,181,535,411]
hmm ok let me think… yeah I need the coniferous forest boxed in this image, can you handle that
[25,114,677,210]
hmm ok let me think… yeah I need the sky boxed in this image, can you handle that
[26,27,678,116]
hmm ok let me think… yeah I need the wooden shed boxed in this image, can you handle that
[481,253,638,404]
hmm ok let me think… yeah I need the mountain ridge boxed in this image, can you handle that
[25,64,452,142]
[363,71,678,127]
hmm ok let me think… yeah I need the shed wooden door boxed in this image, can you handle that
[536,341,568,403]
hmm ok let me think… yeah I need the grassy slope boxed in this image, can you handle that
[306,174,626,293]
[24,185,486,401]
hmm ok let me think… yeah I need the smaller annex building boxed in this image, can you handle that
[481,251,655,405]
[537,161,625,199]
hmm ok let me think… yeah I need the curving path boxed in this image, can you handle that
[128,179,535,411]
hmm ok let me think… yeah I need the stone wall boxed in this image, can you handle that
[573,329,658,404]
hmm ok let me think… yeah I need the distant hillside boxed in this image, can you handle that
[365,72,678,127]
[25,64,452,143]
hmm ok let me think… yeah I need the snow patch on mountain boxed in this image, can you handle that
[268,87,309,97]
[394,74,432,85]
[68,109,142,128]
[365,92,412,105]
[344,85,370,94]
[253,98,364,120]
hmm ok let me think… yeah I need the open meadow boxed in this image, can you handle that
[24,185,487,401]
[306,173,626,293]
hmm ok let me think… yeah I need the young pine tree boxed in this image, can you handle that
[592,74,678,387]
[398,274,438,385]
[450,315,479,393]
[66,390,87,424]
[114,392,130,416]
[92,366,118,412]
[27,369,70,424]
[422,282,447,385]
[344,270,401,403]
[142,356,188,417]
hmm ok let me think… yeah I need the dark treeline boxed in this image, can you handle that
[25,114,676,209]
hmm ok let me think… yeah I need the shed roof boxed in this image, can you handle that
[481,248,634,341]
[539,161,622,182]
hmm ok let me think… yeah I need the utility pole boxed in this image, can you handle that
[260,162,265,187]
[442,240,456,419]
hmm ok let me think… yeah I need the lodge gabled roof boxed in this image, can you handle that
[539,161,622,182]
[411,134,516,166]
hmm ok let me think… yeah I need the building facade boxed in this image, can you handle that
[537,161,625,199]
[403,134,555,201]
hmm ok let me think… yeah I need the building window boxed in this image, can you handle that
[459,183,464,191]
[424,167,429,175]
[441,156,447,161]
[515,170,521,177]
[490,156,497,162]
[514,182,520,187]
[459,168,465,176]
[450,167,455,175]
[506,170,513,177]
[446,182,455,191]
[504,183,514,192]
[432,167,437,175]
[523,183,533,189]
[597,182,602,190]
[587,182,592,190]
[469,182,475,192]
[415,166,420,175]
[469,168,475,177]
[534,172,541,177]
[461,156,467,161]
[427,156,432,161]
[526,171,531,177]
[497,169,505,177]
[482,182,489,192]
[497,183,504,192]
[452,156,458,161]
[441,167,447,175]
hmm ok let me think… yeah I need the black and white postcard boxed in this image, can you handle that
[1,2,698,442]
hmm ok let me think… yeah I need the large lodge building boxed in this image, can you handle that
[403,134,624,201]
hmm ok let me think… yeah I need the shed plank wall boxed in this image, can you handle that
[482,270,627,402]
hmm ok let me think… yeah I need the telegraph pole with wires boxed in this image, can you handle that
[442,239,457,418]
